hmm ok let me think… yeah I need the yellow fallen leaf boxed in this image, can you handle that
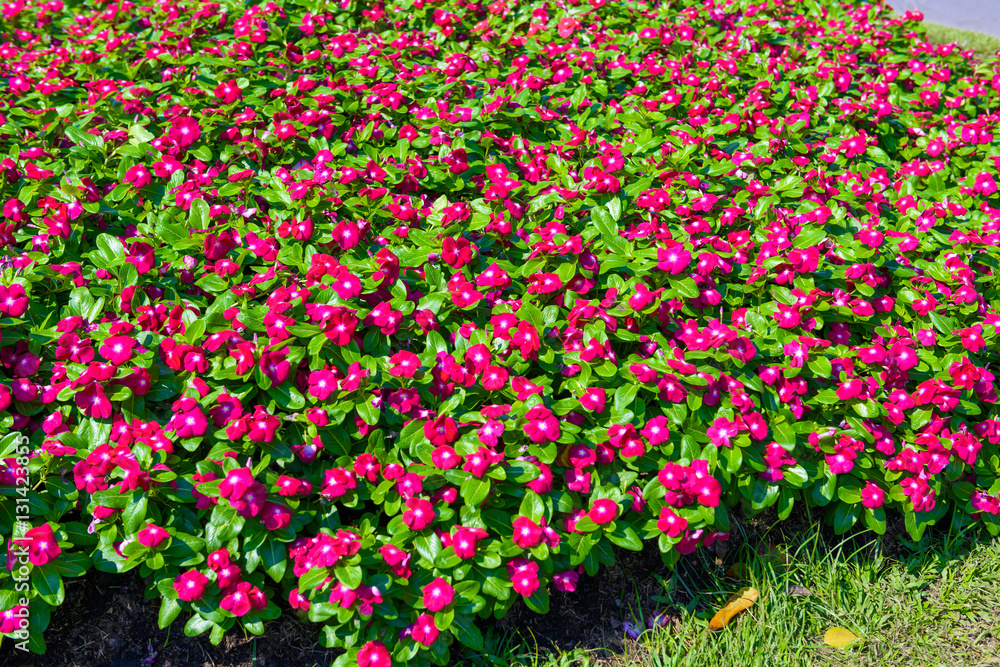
[708,587,759,630]
[824,627,861,648]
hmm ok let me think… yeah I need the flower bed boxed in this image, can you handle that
[2,0,1000,663]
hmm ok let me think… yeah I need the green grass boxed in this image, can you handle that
[922,23,1000,60]
[474,523,1000,667]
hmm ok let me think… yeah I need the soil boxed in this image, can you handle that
[1,569,337,667]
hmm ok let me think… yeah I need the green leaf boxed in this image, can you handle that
[65,124,104,150]
[260,540,287,583]
[123,493,148,534]
[792,226,826,248]
[159,598,182,629]
[772,421,795,446]
[129,124,156,144]
[91,489,131,509]
[335,564,363,589]
[461,477,491,507]
[808,356,832,378]
[299,566,329,592]
[452,612,484,650]
[864,507,887,535]
[606,524,643,551]
[519,491,546,522]
[184,614,213,637]
[268,384,306,411]
[613,383,639,413]
[832,502,861,534]
[672,277,700,298]
[188,198,210,230]
[356,399,380,426]
[32,565,64,606]
[607,197,622,222]
[96,234,127,267]
[592,206,616,237]
[811,474,837,507]
[523,586,550,614]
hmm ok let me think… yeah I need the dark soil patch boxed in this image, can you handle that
[1,569,337,667]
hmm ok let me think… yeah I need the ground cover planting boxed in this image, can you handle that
[2,0,1000,664]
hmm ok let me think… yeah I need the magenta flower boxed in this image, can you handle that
[388,351,420,377]
[214,80,243,104]
[167,397,208,438]
[168,116,202,149]
[261,502,292,530]
[410,612,440,646]
[323,307,358,344]
[656,244,691,274]
[352,454,381,483]
[379,544,412,579]
[402,497,434,531]
[451,526,487,559]
[706,417,739,448]
[589,499,618,525]
[56,333,94,364]
[826,448,857,475]
[523,405,560,443]
[13,524,61,566]
[836,379,864,401]
[0,283,28,317]
[461,447,495,479]
[219,467,255,501]
[321,467,357,499]
[99,335,136,366]
[288,587,310,611]
[174,570,209,601]
[215,563,242,590]
[579,387,607,412]
[565,469,591,493]
[123,165,152,189]
[206,549,231,573]
[357,641,392,667]
[0,605,28,635]
[861,482,885,509]
[424,415,458,446]
[220,581,253,617]
[209,394,243,428]
[421,577,454,612]
[308,369,338,400]
[75,382,112,419]
[507,558,541,596]
[246,408,280,442]
[512,516,543,548]
[553,570,579,592]
[641,417,671,446]
[657,508,688,538]
[137,523,169,549]
[431,445,460,470]
[259,349,290,385]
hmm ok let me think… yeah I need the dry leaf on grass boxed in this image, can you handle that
[757,543,792,568]
[724,563,752,580]
[709,587,759,630]
[726,545,793,580]
[824,627,862,648]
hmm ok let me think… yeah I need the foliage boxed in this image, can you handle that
[2,0,1000,663]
